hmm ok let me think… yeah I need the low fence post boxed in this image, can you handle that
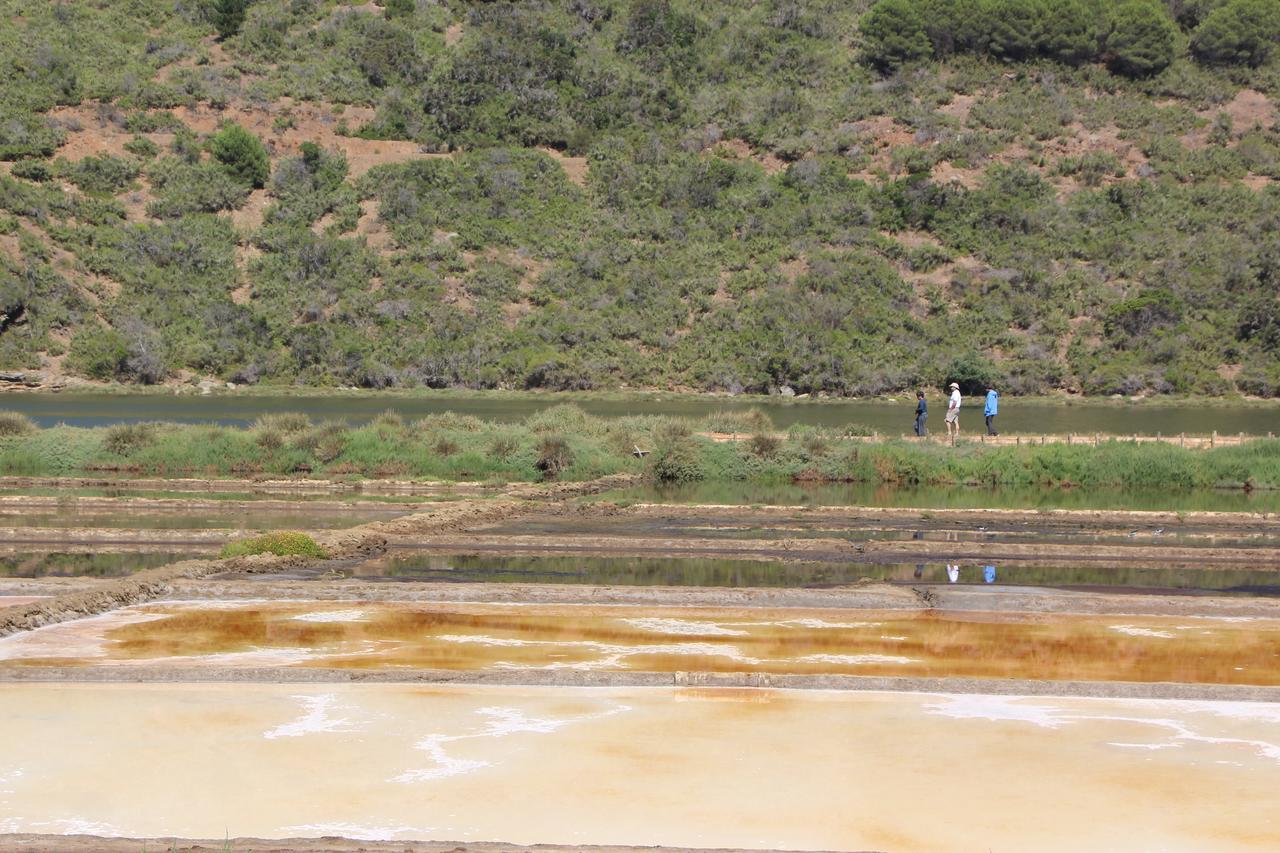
[1094,433,1099,447]
[1180,433,1185,448]
[1212,430,1217,447]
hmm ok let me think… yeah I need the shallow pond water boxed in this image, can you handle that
[351,552,1280,595]
[479,511,1280,549]
[6,390,1280,435]
[0,683,1277,850]
[0,503,413,531]
[0,552,204,578]
[605,481,1280,513]
[4,601,1279,685]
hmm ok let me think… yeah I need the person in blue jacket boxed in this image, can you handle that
[913,390,928,436]
[984,386,999,436]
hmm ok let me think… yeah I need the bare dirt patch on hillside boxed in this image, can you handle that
[714,138,787,175]
[173,101,448,178]
[538,146,589,186]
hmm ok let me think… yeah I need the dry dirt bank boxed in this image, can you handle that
[3,664,1277,703]
[0,475,506,496]
[0,838,836,853]
[160,578,1280,618]
[11,525,1277,567]
[373,530,1280,568]
[0,494,424,514]
[616,501,1280,532]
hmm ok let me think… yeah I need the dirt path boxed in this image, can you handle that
[4,664,1276,703]
[150,577,1280,617]
[0,839,831,853]
[372,530,1280,568]
[0,475,504,496]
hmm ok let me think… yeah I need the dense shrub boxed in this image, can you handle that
[860,0,932,69]
[103,422,158,455]
[207,123,270,188]
[212,0,248,40]
[1190,0,1280,66]
[0,412,36,436]
[220,531,329,559]
[1105,2,1179,77]
[535,435,575,479]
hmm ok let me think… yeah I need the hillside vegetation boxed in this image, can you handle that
[0,0,1277,397]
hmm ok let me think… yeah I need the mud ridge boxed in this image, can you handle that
[374,531,1280,568]
[0,475,507,496]
[0,553,320,639]
[4,665,1277,703]
[158,579,1280,617]
[0,837,846,853]
[619,501,1280,532]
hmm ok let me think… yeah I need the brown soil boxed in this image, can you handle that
[714,138,787,175]
[538,146,589,186]
[370,530,1280,569]
[0,839,808,853]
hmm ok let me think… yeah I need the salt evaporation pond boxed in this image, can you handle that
[0,683,1277,850]
[4,601,1279,685]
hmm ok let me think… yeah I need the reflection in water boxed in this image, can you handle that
[5,601,1280,685]
[0,552,203,578]
[0,505,412,531]
[352,552,1280,595]
[606,481,1280,513]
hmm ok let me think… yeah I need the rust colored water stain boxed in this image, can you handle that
[3,601,1279,685]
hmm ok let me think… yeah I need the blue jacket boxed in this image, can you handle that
[984,390,998,416]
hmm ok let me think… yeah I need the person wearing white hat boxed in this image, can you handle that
[945,382,962,439]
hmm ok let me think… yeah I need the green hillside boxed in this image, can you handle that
[0,0,1277,396]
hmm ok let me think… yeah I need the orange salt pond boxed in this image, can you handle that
[0,683,1278,850]
[2,600,1278,685]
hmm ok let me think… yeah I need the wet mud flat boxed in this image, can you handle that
[1,683,1278,851]
[3,599,1279,687]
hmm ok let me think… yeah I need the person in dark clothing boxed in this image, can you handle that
[913,390,928,436]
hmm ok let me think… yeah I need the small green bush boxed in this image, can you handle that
[748,432,781,458]
[0,411,36,436]
[124,136,159,159]
[535,435,574,479]
[647,436,705,483]
[252,412,311,433]
[212,0,249,40]
[208,122,270,188]
[103,423,158,455]
[220,531,329,559]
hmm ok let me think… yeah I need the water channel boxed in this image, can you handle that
[5,391,1279,435]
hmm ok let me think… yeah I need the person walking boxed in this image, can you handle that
[945,382,961,439]
[913,390,928,436]
[984,386,999,436]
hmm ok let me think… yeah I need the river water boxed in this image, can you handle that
[3,391,1278,435]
